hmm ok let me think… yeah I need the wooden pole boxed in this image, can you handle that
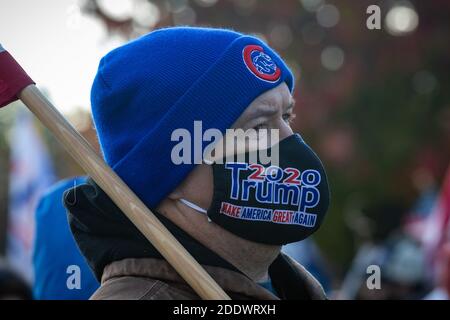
[18,85,231,300]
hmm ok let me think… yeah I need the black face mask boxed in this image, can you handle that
[181,134,330,245]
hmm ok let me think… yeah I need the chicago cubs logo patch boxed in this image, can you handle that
[242,45,281,82]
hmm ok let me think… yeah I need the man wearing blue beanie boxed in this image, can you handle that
[65,27,330,299]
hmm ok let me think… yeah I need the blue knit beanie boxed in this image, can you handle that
[91,27,294,209]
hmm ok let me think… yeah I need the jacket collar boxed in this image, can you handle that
[101,253,327,300]
[102,257,279,300]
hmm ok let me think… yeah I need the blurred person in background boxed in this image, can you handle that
[33,177,99,300]
[339,200,429,300]
[355,233,428,300]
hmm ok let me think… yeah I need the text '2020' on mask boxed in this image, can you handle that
[182,134,330,245]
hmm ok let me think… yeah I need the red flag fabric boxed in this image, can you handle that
[0,45,35,108]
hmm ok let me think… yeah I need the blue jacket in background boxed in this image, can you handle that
[33,177,99,300]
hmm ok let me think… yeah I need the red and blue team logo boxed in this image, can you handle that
[243,45,281,82]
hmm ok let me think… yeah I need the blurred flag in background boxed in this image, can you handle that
[422,166,450,299]
[6,109,55,283]
[422,167,450,264]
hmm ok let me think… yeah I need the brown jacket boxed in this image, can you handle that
[91,256,326,300]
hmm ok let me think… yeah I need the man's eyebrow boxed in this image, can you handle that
[242,97,296,122]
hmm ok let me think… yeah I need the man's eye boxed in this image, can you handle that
[283,112,296,123]
[253,123,268,131]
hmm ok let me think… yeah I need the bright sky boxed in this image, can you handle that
[0,0,124,114]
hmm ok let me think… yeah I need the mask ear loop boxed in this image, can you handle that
[178,158,215,222]
[179,198,212,223]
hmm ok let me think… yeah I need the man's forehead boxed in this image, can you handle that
[243,84,293,117]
